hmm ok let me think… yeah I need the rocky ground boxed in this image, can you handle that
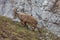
[0,16,60,40]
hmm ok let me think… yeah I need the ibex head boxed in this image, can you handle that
[13,7,18,19]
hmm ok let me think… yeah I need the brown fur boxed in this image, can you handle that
[13,8,38,31]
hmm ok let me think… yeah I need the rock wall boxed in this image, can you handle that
[0,0,60,36]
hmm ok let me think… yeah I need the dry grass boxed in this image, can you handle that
[0,16,60,40]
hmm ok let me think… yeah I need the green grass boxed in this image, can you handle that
[0,16,60,40]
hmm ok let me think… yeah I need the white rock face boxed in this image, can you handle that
[0,0,60,36]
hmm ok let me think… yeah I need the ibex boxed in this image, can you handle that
[13,8,38,31]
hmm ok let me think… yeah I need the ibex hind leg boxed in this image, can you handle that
[32,26,38,32]
[27,25,36,31]
[26,23,33,30]
[31,27,35,31]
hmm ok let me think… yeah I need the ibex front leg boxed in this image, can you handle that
[20,20,27,26]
